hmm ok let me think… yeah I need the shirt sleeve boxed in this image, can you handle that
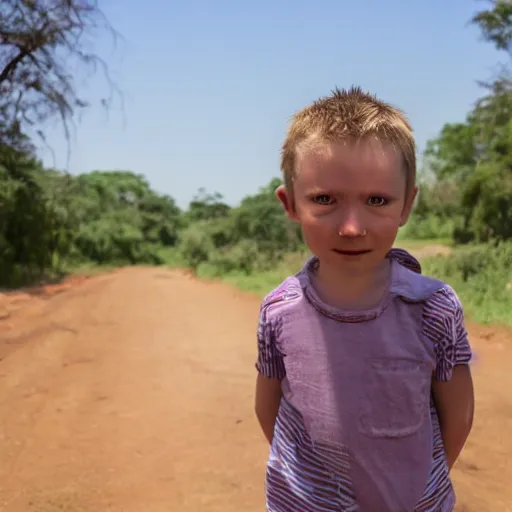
[255,302,286,380]
[423,286,472,382]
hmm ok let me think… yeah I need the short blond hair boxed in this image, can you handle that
[281,86,416,197]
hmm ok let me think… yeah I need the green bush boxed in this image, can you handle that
[398,214,457,241]
[177,221,215,270]
[422,241,512,324]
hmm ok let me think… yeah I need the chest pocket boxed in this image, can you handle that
[358,358,432,439]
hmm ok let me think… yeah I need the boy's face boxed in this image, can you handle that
[277,138,417,275]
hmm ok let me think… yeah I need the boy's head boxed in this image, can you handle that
[276,86,418,273]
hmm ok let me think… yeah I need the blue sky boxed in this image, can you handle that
[38,0,502,209]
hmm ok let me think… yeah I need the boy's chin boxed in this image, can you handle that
[317,249,387,267]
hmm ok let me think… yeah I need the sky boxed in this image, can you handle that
[38,0,503,209]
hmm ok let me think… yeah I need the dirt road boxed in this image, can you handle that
[0,267,511,511]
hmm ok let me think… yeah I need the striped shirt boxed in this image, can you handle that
[256,249,472,512]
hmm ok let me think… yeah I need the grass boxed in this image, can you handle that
[203,253,306,296]
[63,261,119,275]
[420,243,512,326]
[34,240,508,328]
[203,241,441,296]
[398,238,453,250]
[201,240,512,327]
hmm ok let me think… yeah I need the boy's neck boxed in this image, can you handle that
[311,257,391,311]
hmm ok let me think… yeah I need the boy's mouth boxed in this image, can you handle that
[332,249,372,256]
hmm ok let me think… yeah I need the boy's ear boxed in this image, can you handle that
[275,184,300,222]
[400,186,418,226]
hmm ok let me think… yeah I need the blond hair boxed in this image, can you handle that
[281,86,416,197]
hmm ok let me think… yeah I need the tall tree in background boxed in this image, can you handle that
[418,0,512,243]
[0,1,124,286]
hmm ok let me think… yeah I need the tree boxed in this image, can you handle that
[186,188,231,222]
[70,171,183,265]
[471,0,512,54]
[418,1,512,243]
[0,0,119,151]
[0,142,58,283]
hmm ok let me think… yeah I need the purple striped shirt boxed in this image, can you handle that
[256,248,472,512]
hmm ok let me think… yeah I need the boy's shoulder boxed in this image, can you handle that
[258,271,306,324]
[257,249,465,325]
[389,248,464,314]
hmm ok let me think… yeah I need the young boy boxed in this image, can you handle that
[255,87,474,511]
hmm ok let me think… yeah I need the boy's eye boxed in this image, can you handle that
[313,194,333,205]
[368,196,387,206]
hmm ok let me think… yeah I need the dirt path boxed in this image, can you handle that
[0,267,510,511]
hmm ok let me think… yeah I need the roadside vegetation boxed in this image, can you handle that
[1,1,510,325]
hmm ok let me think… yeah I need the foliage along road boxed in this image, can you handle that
[0,265,510,511]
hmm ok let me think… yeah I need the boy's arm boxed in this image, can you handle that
[254,300,286,445]
[255,374,282,444]
[429,286,474,471]
[432,364,474,469]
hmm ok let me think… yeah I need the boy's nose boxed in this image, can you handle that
[337,210,366,238]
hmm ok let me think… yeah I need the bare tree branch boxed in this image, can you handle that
[0,0,122,153]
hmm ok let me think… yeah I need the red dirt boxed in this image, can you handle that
[0,267,510,511]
